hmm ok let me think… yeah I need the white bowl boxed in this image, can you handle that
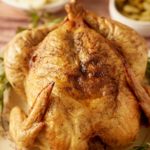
[109,0,150,37]
[2,0,69,12]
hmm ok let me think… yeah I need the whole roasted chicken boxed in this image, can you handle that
[4,1,150,150]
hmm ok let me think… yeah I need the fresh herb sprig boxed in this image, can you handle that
[17,11,64,33]
[28,11,41,28]
[132,143,150,150]
[0,57,9,113]
[146,57,150,84]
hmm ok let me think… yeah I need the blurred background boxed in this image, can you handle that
[0,0,149,49]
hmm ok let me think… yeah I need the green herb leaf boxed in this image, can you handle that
[29,10,64,27]
[145,58,150,84]
[132,143,150,150]
[16,10,64,34]
[0,56,9,113]
[28,11,41,28]
[46,17,64,26]
[16,27,27,33]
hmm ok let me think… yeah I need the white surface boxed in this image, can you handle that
[109,0,150,37]
[1,0,69,12]
[0,137,14,150]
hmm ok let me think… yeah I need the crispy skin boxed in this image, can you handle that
[4,26,57,96]
[25,21,140,149]
[83,11,148,82]
[4,1,149,150]
[9,83,54,149]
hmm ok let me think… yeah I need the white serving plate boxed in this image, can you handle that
[1,0,69,12]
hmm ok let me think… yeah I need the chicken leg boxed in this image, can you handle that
[9,83,54,149]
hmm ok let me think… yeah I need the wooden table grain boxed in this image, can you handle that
[0,0,149,49]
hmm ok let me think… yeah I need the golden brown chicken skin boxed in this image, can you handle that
[4,1,150,150]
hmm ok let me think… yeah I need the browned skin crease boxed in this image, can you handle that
[112,45,150,123]
[107,41,150,123]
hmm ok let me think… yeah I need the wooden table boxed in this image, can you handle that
[0,0,149,49]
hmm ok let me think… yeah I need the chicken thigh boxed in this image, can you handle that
[4,1,150,150]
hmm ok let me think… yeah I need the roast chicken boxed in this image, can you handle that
[3,0,150,150]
